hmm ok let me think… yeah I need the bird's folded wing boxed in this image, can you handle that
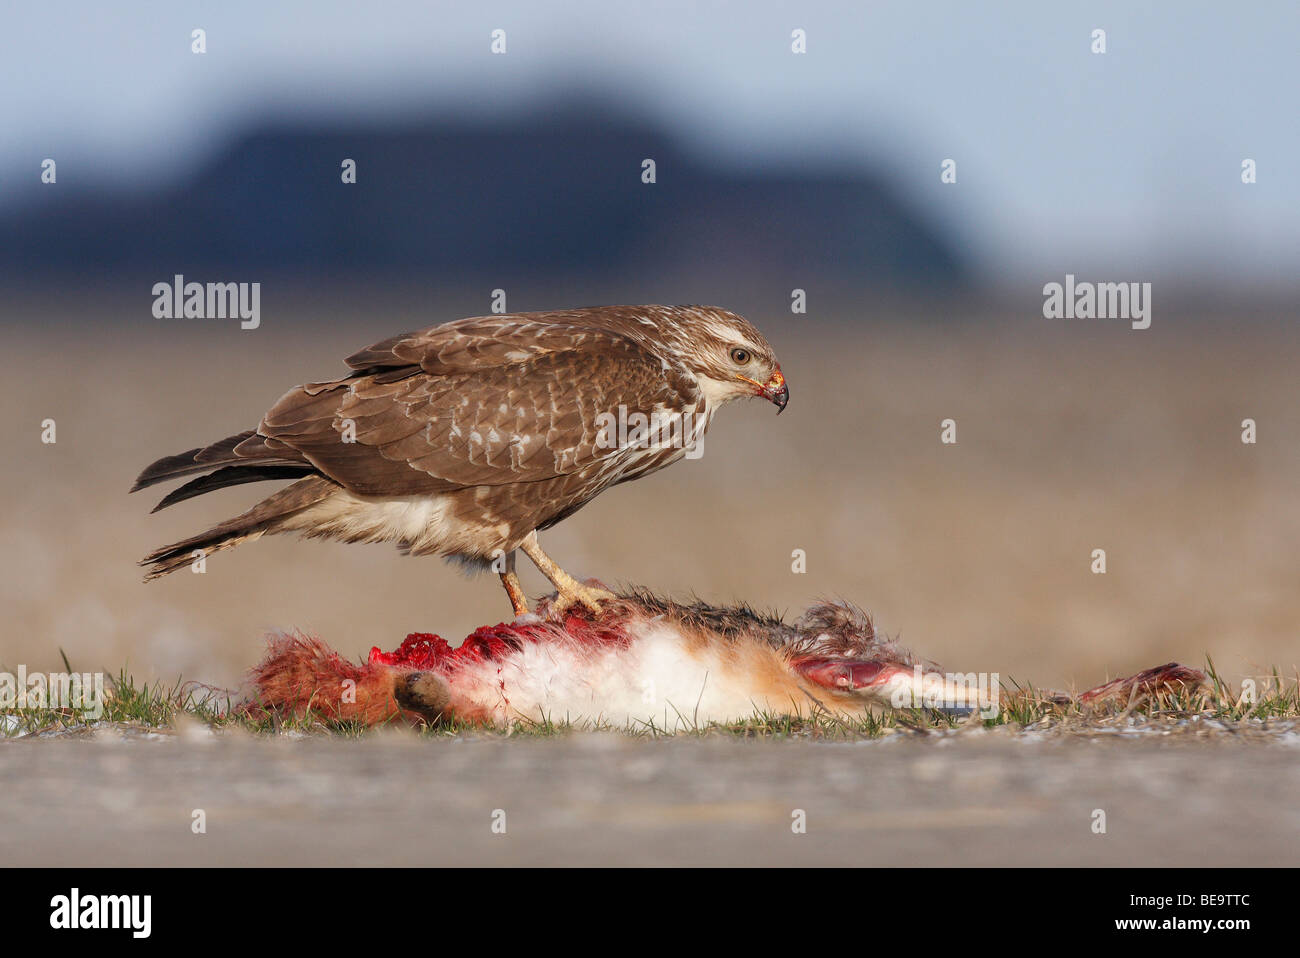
[259,327,700,497]
[344,311,651,376]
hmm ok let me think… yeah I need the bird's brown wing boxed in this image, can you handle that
[256,324,701,497]
[344,311,652,376]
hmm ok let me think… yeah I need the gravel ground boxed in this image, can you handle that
[3,724,1298,867]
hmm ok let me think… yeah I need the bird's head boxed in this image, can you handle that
[674,306,789,413]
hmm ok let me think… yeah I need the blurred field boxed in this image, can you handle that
[2,289,1298,694]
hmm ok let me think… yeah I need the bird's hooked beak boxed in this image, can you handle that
[740,368,789,414]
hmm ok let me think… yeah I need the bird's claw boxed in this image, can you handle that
[549,583,618,618]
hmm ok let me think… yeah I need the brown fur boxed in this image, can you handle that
[240,632,437,725]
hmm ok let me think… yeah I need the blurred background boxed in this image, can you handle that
[2,1,1297,692]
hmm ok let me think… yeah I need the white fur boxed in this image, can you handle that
[451,622,794,730]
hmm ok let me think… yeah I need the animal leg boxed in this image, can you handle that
[498,550,530,617]
[519,531,615,615]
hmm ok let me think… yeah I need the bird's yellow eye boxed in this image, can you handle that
[729,347,752,365]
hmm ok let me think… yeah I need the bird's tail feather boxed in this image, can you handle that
[140,476,336,580]
[149,464,315,513]
[130,430,309,494]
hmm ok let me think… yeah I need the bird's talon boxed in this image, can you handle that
[550,585,617,618]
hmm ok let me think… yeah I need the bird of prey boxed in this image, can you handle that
[133,305,788,615]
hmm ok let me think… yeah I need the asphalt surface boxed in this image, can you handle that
[3,724,1298,866]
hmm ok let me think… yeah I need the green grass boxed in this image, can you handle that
[4,658,1297,742]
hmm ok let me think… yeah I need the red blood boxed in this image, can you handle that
[1078,662,1207,704]
[367,610,634,674]
[456,623,530,663]
[368,632,454,670]
[792,656,892,691]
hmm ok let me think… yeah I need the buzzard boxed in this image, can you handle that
[133,305,788,615]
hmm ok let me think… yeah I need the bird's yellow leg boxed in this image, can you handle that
[498,550,530,617]
[519,532,615,615]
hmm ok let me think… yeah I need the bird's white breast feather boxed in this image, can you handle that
[287,491,496,555]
